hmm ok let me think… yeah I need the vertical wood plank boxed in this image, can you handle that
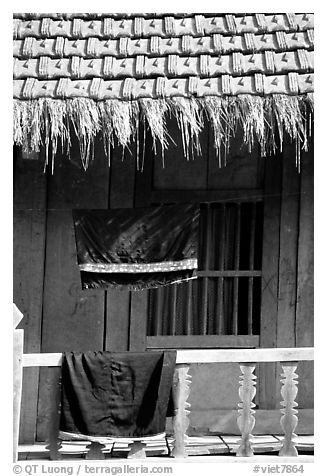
[38,209,106,442]
[41,210,106,352]
[236,363,257,457]
[45,370,63,460]
[296,143,314,407]
[152,116,208,191]
[277,140,300,347]
[13,329,24,462]
[13,156,47,444]
[130,134,154,349]
[129,291,148,351]
[207,125,261,190]
[37,141,109,441]
[106,145,136,352]
[171,365,192,458]
[259,154,282,409]
[134,127,154,208]
[276,140,301,404]
[105,291,131,351]
[279,362,299,457]
[108,146,135,209]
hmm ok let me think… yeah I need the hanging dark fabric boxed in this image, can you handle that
[73,204,199,290]
[59,351,176,440]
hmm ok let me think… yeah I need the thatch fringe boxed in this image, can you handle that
[13,94,313,171]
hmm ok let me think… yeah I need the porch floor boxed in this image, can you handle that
[18,435,314,461]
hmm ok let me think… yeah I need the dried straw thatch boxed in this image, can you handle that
[13,93,313,171]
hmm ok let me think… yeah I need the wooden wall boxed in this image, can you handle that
[13,124,313,443]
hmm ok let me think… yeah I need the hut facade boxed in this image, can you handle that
[13,12,314,450]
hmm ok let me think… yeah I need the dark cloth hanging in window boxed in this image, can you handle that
[60,351,176,439]
[73,204,199,290]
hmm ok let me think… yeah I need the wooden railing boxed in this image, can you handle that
[14,324,313,463]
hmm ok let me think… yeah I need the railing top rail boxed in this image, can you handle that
[175,347,314,363]
[22,347,314,367]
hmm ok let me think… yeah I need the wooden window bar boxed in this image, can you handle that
[147,201,263,339]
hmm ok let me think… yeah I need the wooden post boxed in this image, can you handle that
[171,364,192,458]
[279,362,299,457]
[13,328,24,462]
[236,363,257,457]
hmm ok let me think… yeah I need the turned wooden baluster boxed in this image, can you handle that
[279,361,299,457]
[171,364,192,458]
[236,363,257,457]
[46,370,63,460]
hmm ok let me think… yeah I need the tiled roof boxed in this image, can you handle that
[13,13,314,100]
[12,13,314,169]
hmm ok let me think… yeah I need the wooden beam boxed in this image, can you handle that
[22,347,314,367]
[197,270,261,277]
[175,348,313,364]
[23,353,63,367]
[147,335,260,349]
[151,189,263,204]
